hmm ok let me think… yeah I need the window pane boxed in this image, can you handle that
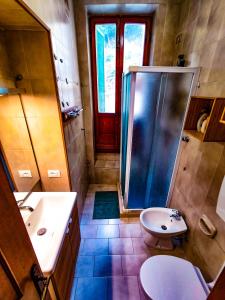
[95,24,116,113]
[123,23,146,72]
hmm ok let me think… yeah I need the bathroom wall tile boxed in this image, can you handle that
[94,167,119,185]
[204,0,225,44]
[208,37,225,83]
[198,41,217,83]
[192,226,225,279]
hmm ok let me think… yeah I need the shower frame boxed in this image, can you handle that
[119,66,200,215]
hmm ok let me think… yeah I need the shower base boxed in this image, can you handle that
[117,183,143,218]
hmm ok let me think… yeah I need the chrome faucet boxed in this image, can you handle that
[19,205,34,212]
[16,192,34,212]
[170,209,182,221]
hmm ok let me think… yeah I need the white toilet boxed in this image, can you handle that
[140,255,210,300]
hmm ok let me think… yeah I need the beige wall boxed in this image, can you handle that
[20,0,88,210]
[170,0,225,280]
[0,31,40,192]
[74,0,181,182]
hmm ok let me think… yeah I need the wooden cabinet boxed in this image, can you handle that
[51,202,80,300]
[184,96,225,142]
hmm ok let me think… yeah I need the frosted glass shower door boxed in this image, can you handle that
[144,72,194,208]
[127,72,162,208]
[125,70,195,209]
[121,73,132,197]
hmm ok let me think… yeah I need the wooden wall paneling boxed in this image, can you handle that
[184,97,214,130]
[204,98,225,142]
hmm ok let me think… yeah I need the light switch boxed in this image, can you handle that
[48,170,61,178]
[18,170,32,178]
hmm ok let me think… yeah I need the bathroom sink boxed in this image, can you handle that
[19,192,77,275]
[140,207,187,237]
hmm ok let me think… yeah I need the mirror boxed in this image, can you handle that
[0,2,43,193]
[0,94,40,192]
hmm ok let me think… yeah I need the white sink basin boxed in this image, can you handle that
[18,192,77,275]
[140,207,187,237]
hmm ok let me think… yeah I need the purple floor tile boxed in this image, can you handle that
[78,239,85,256]
[70,277,78,299]
[132,238,152,255]
[75,256,94,277]
[80,225,98,238]
[81,213,109,225]
[90,218,109,225]
[97,225,120,238]
[108,218,129,224]
[75,277,107,300]
[109,238,133,255]
[94,255,122,276]
[122,254,148,276]
[80,213,92,225]
[138,276,151,300]
[81,238,109,255]
[119,224,143,238]
[107,276,140,300]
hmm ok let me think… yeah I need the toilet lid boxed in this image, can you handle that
[140,255,209,300]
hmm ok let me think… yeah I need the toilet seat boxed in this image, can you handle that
[140,255,209,300]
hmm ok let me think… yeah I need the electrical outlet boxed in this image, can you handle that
[48,170,61,178]
[18,170,32,178]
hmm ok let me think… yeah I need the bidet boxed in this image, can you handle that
[140,207,187,250]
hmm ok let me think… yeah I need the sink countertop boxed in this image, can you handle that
[15,192,77,276]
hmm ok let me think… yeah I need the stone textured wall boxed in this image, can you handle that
[74,0,181,182]
[170,0,225,280]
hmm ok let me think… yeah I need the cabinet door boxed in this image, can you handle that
[69,203,81,263]
[52,231,73,300]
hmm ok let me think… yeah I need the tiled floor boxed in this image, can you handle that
[70,188,185,300]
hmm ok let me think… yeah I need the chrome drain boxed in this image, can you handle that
[161,225,167,230]
[37,228,47,236]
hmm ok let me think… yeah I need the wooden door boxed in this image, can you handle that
[90,16,151,152]
[0,159,47,299]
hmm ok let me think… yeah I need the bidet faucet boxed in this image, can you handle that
[170,209,182,221]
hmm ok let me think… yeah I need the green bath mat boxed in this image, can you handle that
[93,191,120,219]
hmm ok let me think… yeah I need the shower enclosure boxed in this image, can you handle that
[120,66,199,209]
